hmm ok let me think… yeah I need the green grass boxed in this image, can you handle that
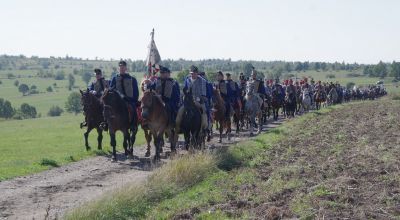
[0,114,145,180]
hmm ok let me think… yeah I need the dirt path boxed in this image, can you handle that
[0,119,283,220]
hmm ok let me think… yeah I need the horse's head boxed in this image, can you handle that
[80,89,92,112]
[183,88,195,109]
[140,90,156,119]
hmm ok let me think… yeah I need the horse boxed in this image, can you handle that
[301,88,312,113]
[141,90,176,161]
[314,89,326,110]
[212,88,232,143]
[80,89,105,151]
[271,89,284,121]
[327,87,338,105]
[101,88,138,160]
[178,89,204,151]
[284,92,297,118]
[244,87,263,136]
[140,79,156,157]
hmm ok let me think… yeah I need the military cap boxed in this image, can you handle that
[190,65,198,73]
[94,68,102,75]
[225,72,231,76]
[160,66,171,74]
[217,71,223,76]
[119,60,127,67]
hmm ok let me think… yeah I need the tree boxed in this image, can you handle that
[284,63,292,73]
[14,80,19,87]
[20,103,37,118]
[295,62,303,72]
[73,68,80,75]
[65,92,82,114]
[373,61,387,78]
[206,71,218,82]
[68,74,75,90]
[18,84,30,96]
[46,86,53,92]
[390,61,400,79]
[30,85,37,90]
[0,98,15,119]
[176,69,189,84]
[81,72,92,85]
[0,80,2,85]
[48,105,63,117]
[242,63,254,78]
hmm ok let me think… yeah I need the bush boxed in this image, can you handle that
[20,103,37,119]
[0,80,2,85]
[30,85,37,90]
[326,74,336,79]
[7,73,15,79]
[0,98,15,119]
[48,105,63,117]
[65,92,82,114]
[346,82,355,89]
[18,84,30,96]
[39,158,59,167]
[55,71,65,80]
[14,80,19,87]
[46,86,53,92]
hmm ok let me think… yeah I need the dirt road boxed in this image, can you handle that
[0,119,283,220]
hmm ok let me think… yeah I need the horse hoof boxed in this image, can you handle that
[112,156,117,161]
[86,146,91,151]
[145,151,151,157]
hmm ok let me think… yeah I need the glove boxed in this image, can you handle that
[90,91,97,95]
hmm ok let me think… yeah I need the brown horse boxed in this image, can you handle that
[141,90,176,161]
[314,89,326,110]
[80,89,104,151]
[140,79,156,157]
[101,88,138,160]
[212,88,231,143]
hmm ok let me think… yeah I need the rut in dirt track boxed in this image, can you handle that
[0,118,284,220]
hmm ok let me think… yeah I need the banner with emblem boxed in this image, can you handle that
[145,28,161,78]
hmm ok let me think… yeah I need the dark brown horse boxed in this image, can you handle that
[271,89,284,121]
[141,90,176,161]
[101,88,138,160]
[80,89,104,151]
[314,89,326,110]
[212,88,231,143]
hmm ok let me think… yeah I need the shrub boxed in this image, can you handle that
[346,82,355,89]
[54,71,65,80]
[326,74,336,79]
[18,84,30,96]
[65,92,82,114]
[20,103,37,119]
[0,98,15,119]
[39,158,59,167]
[7,73,15,79]
[48,105,63,117]
[46,86,53,92]
[14,80,19,87]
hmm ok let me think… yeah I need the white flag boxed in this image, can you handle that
[146,28,161,74]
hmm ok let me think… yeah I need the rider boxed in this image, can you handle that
[150,66,180,126]
[176,65,208,132]
[272,78,284,103]
[215,71,233,120]
[88,68,108,98]
[199,71,214,140]
[249,67,266,98]
[226,72,242,112]
[109,60,139,124]
[285,79,296,96]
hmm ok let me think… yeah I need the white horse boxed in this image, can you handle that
[301,88,312,113]
[244,83,263,136]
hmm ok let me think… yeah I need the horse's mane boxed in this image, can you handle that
[102,89,128,115]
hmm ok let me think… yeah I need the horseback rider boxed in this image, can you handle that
[249,68,266,98]
[88,69,108,98]
[109,60,139,124]
[226,73,241,110]
[199,71,214,141]
[215,71,233,120]
[176,65,208,132]
[272,78,284,103]
[81,68,109,128]
[285,79,296,96]
[150,66,180,126]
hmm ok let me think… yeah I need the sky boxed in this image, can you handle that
[0,0,399,64]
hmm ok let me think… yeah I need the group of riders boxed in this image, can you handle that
[81,60,386,160]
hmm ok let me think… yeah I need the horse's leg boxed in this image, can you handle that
[226,120,231,141]
[84,126,93,151]
[110,132,117,160]
[123,130,129,156]
[168,129,176,154]
[144,129,152,157]
[153,133,161,162]
[96,127,103,150]
[218,120,223,143]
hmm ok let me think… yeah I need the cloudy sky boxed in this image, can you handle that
[1,0,399,63]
